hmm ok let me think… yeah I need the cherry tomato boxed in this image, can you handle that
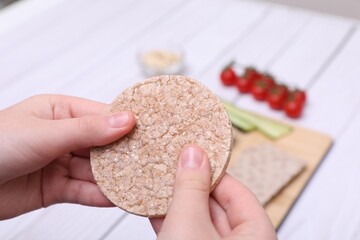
[266,85,288,110]
[236,76,253,93]
[220,67,237,86]
[262,74,276,89]
[284,99,303,118]
[293,89,306,105]
[251,79,270,101]
[244,67,262,82]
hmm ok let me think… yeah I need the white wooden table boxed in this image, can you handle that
[0,0,360,239]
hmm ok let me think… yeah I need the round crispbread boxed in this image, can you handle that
[90,75,232,217]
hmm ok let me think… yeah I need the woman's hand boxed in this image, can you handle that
[150,145,277,240]
[0,94,135,220]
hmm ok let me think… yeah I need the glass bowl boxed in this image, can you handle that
[138,44,184,77]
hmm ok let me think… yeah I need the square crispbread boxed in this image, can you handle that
[228,143,305,205]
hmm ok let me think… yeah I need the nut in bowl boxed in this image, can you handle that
[138,44,184,76]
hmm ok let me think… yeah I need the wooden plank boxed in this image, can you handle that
[279,102,360,239]
[278,30,360,240]
[234,16,353,130]
[104,214,156,240]
[0,0,68,36]
[270,14,352,88]
[184,1,268,77]
[0,209,42,239]
[298,27,360,137]
[197,5,310,100]
[52,0,230,103]
[0,0,141,85]
[6,205,125,239]
[0,0,90,50]
[0,0,267,109]
[60,0,268,104]
[0,0,184,108]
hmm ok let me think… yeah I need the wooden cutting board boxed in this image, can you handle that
[227,122,333,229]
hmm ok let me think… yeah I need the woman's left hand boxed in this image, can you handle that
[0,94,135,220]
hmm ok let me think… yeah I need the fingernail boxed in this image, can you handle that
[180,146,204,169]
[108,112,129,128]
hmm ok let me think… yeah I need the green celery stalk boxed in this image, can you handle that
[227,110,256,132]
[222,100,292,139]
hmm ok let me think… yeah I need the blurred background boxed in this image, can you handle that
[263,0,360,19]
[0,0,17,9]
[1,0,360,19]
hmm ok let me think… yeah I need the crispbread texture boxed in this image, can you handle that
[228,143,305,205]
[91,75,232,217]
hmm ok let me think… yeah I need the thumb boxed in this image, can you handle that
[42,111,135,157]
[158,145,214,238]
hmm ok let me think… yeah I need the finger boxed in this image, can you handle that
[212,174,273,229]
[158,145,218,238]
[61,179,114,207]
[72,148,90,158]
[209,197,231,237]
[48,94,108,118]
[149,217,164,234]
[68,156,95,183]
[168,145,211,222]
[17,94,107,119]
[39,111,136,158]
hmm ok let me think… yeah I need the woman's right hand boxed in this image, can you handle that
[150,145,277,240]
